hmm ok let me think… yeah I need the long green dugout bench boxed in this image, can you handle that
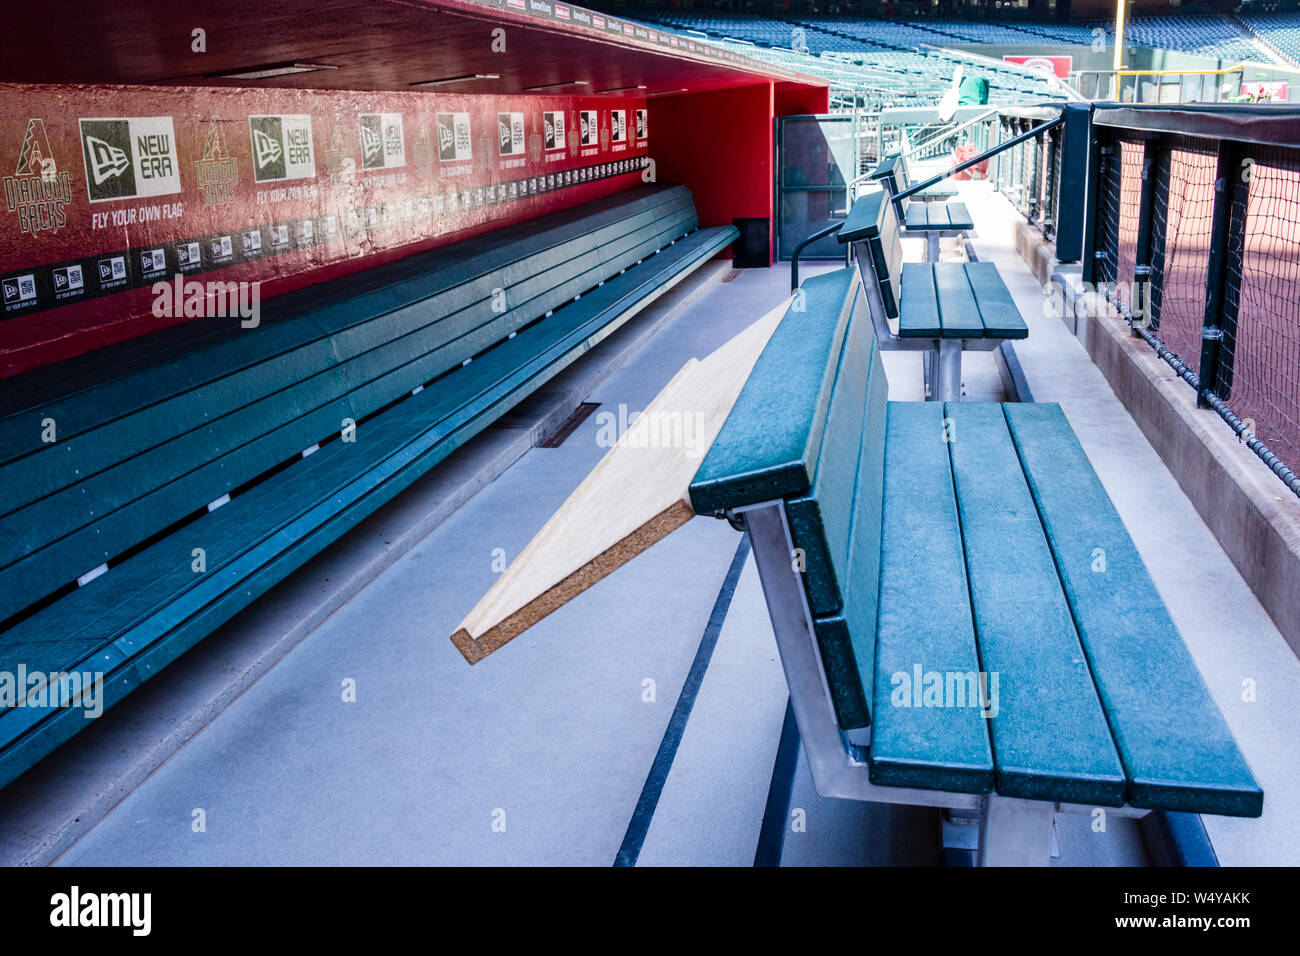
[0,183,736,790]
[688,266,1262,866]
[869,154,974,262]
[839,185,1026,403]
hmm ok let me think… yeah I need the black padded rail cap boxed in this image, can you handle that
[837,189,887,245]
[868,154,900,181]
[689,267,859,514]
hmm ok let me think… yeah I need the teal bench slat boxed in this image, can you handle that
[0,187,731,787]
[786,296,873,618]
[688,267,858,514]
[870,401,994,793]
[946,402,1127,805]
[957,261,1029,339]
[1004,403,1264,817]
[895,263,1029,340]
[803,338,889,730]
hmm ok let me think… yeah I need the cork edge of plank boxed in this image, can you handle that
[450,499,696,664]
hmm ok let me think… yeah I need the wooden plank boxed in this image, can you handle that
[869,401,994,793]
[1004,402,1263,817]
[451,300,786,664]
[946,402,1127,805]
[933,263,983,338]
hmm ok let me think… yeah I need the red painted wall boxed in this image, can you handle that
[0,83,649,377]
[648,83,775,264]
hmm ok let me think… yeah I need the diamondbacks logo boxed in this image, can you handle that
[4,119,72,235]
[543,111,565,152]
[79,117,181,203]
[611,110,627,144]
[497,113,524,156]
[194,117,238,207]
[436,113,472,162]
[359,113,405,170]
[579,110,598,147]
[636,109,647,142]
[248,115,315,183]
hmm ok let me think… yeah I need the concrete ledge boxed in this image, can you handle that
[0,259,731,866]
[1015,219,1059,289]
[1047,270,1300,654]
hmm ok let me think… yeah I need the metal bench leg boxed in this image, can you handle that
[978,796,1054,866]
[933,339,962,402]
[926,232,940,263]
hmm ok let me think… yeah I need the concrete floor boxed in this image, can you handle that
[9,179,1298,866]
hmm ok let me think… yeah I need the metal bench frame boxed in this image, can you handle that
[846,238,1009,404]
[734,495,1153,866]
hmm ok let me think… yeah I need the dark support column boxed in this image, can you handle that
[1080,109,1103,285]
[1198,141,1242,408]
[1146,140,1172,334]
[1218,149,1251,401]
[1131,133,1162,336]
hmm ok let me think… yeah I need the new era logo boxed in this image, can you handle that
[252,128,282,170]
[85,135,129,185]
[2,274,36,304]
[53,265,83,292]
[97,256,126,283]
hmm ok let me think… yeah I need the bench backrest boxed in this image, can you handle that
[690,266,887,729]
[0,185,702,624]
[837,187,902,323]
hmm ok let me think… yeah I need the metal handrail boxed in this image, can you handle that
[894,114,1065,203]
[790,221,847,292]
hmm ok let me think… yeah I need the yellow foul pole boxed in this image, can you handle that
[1113,0,1127,99]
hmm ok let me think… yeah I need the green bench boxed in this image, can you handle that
[0,183,736,790]
[869,154,973,262]
[689,266,1262,866]
[839,186,1026,403]
[870,153,959,202]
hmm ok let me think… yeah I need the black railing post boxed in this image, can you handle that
[1198,140,1241,408]
[1218,148,1250,402]
[1057,102,1093,263]
[1146,138,1172,335]
[1131,132,1162,336]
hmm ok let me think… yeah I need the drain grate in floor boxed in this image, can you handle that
[538,402,601,448]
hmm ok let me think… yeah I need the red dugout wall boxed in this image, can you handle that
[0,84,650,376]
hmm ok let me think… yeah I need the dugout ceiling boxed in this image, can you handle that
[0,0,821,97]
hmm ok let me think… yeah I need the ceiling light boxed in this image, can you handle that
[522,80,592,91]
[207,62,338,80]
[647,88,688,96]
[596,84,648,94]
[410,73,501,87]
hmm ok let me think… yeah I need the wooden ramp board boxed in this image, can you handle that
[450,299,788,663]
